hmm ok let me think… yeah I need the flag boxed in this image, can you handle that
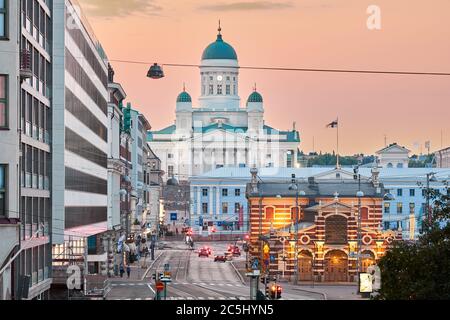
[326,120,338,128]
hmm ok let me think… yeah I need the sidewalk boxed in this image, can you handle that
[113,255,153,282]
[287,284,366,300]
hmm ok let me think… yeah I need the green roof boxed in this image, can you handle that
[177,91,192,103]
[247,91,263,103]
[202,34,238,60]
[148,123,300,143]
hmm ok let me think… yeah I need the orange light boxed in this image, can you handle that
[271,285,276,292]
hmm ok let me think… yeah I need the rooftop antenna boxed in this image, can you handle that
[218,19,222,35]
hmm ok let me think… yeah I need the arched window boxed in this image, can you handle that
[325,215,348,244]
[290,207,300,221]
[265,207,274,220]
[387,163,393,168]
[360,207,369,221]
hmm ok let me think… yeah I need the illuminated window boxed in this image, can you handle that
[397,202,403,214]
[360,207,368,220]
[222,202,228,214]
[384,202,390,214]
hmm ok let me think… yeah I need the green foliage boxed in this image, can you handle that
[306,153,359,167]
[376,185,450,300]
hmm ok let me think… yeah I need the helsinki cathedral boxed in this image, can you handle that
[148,25,301,181]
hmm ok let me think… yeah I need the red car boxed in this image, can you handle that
[214,255,226,262]
[198,248,209,257]
[231,246,241,256]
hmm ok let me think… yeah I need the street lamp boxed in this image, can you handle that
[288,175,305,286]
[147,63,165,79]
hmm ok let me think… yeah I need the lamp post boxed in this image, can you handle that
[288,175,305,286]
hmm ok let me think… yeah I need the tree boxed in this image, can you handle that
[376,184,450,300]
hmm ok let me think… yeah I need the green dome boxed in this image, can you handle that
[177,91,192,103]
[202,34,238,60]
[247,91,263,103]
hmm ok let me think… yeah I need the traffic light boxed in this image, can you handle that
[265,285,271,299]
[270,284,282,299]
[244,234,250,241]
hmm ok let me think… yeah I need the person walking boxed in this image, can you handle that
[126,265,131,279]
[119,265,125,278]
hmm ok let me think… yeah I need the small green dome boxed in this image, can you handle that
[177,91,192,103]
[247,91,263,103]
[202,34,238,60]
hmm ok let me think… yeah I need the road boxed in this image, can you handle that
[106,241,323,300]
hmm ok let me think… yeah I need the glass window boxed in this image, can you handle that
[0,75,7,128]
[409,189,415,197]
[222,202,228,214]
[0,164,6,216]
[0,0,6,38]
[397,189,403,197]
[167,165,173,178]
[235,203,241,213]
[222,188,228,197]
[384,202,390,214]
[235,189,241,197]
[226,85,230,95]
[409,203,415,214]
[202,203,208,214]
[209,85,213,95]
[217,84,222,95]
[397,202,403,214]
[202,188,208,197]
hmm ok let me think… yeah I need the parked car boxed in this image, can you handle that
[231,246,241,256]
[214,255,227,262]
[198,247,210,257]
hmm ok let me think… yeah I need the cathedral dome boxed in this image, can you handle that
[202,28,237,60]
[176,91,192,103]
[247,91,263,103]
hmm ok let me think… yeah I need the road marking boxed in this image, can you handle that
[208,297,215,300]
[198,297,205,300]
[147,283,155,294]
[186,297,194,300]
[218,297,226,300]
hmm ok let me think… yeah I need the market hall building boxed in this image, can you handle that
[246,168,402,282]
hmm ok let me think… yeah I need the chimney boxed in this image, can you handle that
[371,166,380,188]
[250,167,259,194]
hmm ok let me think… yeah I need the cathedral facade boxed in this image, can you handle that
[148,27,301,181]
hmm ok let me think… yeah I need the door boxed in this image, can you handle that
[298,251,313,281]
[324,250,348,282]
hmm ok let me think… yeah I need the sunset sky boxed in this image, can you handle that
[77,0,450,155]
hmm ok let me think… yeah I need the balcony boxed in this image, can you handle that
[20,50,33,81]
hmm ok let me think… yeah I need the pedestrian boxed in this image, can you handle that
[126,265,131,278]
[119,265,124,278]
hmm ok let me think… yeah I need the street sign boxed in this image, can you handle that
[251,258,259,270]
[270,255,275,263]
[170,213,177,221]
[155,282,164,292]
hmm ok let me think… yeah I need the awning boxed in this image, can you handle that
[64,221,108,240]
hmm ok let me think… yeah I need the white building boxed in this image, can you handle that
[376,143,410,168]
[148,26,301,181]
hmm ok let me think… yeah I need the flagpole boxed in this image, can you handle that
[336,117,340,169]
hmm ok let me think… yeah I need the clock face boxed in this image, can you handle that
[217,75,223,81]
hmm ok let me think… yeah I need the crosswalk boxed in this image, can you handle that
[111,282,245,288]
[111,296,298,301]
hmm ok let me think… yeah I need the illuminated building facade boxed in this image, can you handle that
[246,168,402,282]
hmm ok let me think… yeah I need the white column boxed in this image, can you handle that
[216,187,221,216]
[209,187,214,216]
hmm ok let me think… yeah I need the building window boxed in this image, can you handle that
[202,203,208,214]
[397,189,403,197]
[0,164,6,216]
[222,202,228,214]
[0,0,6,38]
[217,84,222,95]
[361,207,369,220]
[235,189,240,197]
[168,153,173,159]
[384,202,390,214]
[410,189,415,197]
[235,203,241,213]
[325,215,348,244]
[409,203,415,214]
[167,165,174,177]
[222,188,228,197]
[226,85,230,95]
[202,188,208,197]
[265,207,274,220]
[0,75,7,128]
[397,202,403,214]
[209,85,213,95]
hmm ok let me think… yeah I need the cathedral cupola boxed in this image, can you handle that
[246,85,264,112]
[176,84,192,112]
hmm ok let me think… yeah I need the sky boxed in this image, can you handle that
[77,0,450,155]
